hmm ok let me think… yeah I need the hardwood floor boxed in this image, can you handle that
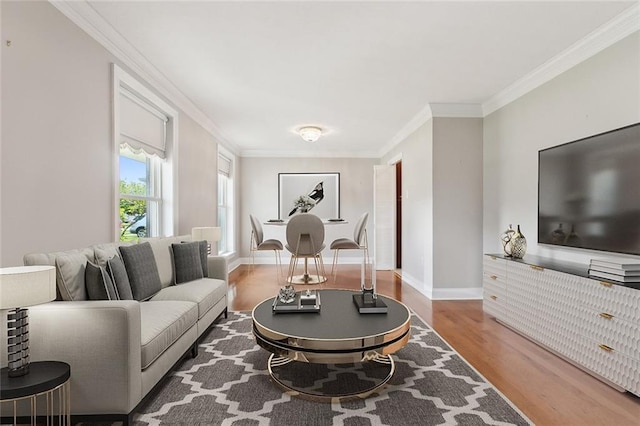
[228,264,640,426]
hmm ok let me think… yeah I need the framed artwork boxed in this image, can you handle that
[278,172,340,219]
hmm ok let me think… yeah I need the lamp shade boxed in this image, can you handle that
[191,227,222,243]
[0,265,56,309]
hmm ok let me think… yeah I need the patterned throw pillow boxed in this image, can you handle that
[85,261,119,300]
[171,242,204,284]
[106,256,134,300]
[119,242,162,301]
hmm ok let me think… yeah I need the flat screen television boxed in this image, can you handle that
[538,122,640,256]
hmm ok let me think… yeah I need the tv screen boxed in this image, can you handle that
[538,122,640,256]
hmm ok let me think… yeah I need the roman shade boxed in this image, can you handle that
[119,86,168,158]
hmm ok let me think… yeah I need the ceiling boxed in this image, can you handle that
[65,1,636,157]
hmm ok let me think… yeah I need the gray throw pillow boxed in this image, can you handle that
[85,261,119,300]
[119,242,162,301]
[171,242,204,284]
[106,256,134,300]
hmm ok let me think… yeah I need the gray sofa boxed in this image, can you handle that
[22,235,228,422]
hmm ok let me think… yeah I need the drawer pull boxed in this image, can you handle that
[490,275,498,280]
[598,344,614,353]
[529,265,544,271]
[490,295,497,300]
[598,312,614,320]
[599,281,613,288]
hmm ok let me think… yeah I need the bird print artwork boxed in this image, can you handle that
[289,181,324,216]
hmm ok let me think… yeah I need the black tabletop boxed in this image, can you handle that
[252,289,410,340]
[1,361,70,400]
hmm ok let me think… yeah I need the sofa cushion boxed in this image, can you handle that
[139,301,198,370]
[171,242,204,284]
[85,262,119,300]
[151,278,226,320]
[119,243,162,301]
[106,256,134,300]
[140,235,191,288]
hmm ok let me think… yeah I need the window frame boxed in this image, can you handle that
[112,64,179,241]
[217,147,235,256]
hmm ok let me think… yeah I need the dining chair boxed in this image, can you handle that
[329,212,369,280]
[249,214,284,277]
[285,213,326,284]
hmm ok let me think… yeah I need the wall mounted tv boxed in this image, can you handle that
[538,122,640,256]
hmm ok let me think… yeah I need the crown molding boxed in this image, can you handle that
[240,149,380,158]
[483,3,640,116]
[49,0,239,155]
[378,104,432,158]
[429,103,483,118]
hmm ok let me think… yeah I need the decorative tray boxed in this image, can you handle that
[272,291,321,313]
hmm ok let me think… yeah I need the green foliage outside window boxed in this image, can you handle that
[120,180,147,240]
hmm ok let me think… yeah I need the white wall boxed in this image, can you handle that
[0,1,219,266]
[176,113,219,235]
[381,121,433,294]
[239,157,376,264]
[433,118,484,295]
[381,117,484,299]
[484,31,640,265]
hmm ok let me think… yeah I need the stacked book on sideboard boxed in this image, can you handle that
[589,259,640,283]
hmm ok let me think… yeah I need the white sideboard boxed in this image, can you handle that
[483,254,639,396]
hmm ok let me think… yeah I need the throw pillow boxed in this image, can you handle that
[171,242,204,284]
[85,261,119,300]
[197,240,209,277]
[106,256,134,300]
[119,242,162,301]
[54,249,94,301]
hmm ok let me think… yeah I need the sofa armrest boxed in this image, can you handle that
[207,255,228,284]
[27,301,143,415]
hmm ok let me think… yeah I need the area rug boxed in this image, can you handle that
[133,312,532,426]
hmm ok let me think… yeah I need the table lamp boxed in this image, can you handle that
[0,265,56,377]
[191,227,222,255]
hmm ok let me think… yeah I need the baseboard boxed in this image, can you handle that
[428,287,483,300]
[394,272,482,300]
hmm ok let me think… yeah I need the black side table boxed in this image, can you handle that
[1,361,71,425]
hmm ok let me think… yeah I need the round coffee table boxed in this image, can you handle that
[252,289,411,401]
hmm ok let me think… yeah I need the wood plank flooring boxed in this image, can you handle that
[228,264,640,426]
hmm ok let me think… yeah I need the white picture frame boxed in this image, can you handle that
[278,172,340,219]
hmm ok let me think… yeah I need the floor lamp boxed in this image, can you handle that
[0,265,56,377]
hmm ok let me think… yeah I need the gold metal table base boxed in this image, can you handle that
[287,274,327,284]
[1,379,71,425]
[267,354,395,402]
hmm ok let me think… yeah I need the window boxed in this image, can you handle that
[218,151,234,254]
[119,146,161,240]
[113,64,178,241]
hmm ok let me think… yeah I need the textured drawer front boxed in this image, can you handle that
[483,279,507,320]
[573,335,640,396]
[505,262,542,340]
[483,256,507,281]
[576,305,640,361]
[580,278,640,324]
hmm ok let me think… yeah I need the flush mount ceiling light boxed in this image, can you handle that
[298,126,323,142]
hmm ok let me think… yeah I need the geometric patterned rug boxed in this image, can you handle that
[133,312,532,425]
